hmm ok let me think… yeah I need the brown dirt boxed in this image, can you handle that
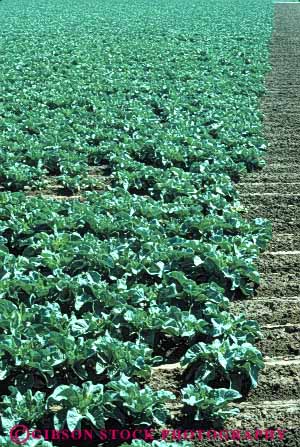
[241,173,300,183]
[248,362,300,402]
[257,272,300,297]
[240,183,300,194]
[257,325,300,357]
[241,194,300,207]
[257,253,300,273]
[268,233,300,251]
[230,299,300,325]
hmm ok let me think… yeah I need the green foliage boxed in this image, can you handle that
[182,382,241,421]
[1,388,45,431]
[181,339,264,388]
[47,381,111,430]
[0,0,273,442]
[108,374,175,426]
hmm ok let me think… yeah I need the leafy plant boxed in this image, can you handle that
[108,374,175,426]
[182,382,241,421]
[181,339,264,388]
[46,381,113,430]
[1,387,45,432]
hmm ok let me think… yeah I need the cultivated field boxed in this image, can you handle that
[1,0,298,446]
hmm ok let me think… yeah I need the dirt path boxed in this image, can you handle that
[150,4,300,445]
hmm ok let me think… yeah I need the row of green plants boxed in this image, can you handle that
[0,191,268,430]
[0,0,273,445]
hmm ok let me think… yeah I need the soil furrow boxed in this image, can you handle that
[230,298,300,325]
[240,192,300,199]
[239,173,300,183]
[257,326,300,357]
[257,253,300,273]
[247,363,300,402]
[245,205,300,221]
[239,183,300,194]
[228,399,300,431]
[268,233,300,251]
[266,220,299,233]
[256,164,300,173]
[257,272,300,296]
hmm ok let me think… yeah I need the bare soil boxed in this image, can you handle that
[231,299,300,325]
[268,233,300,251]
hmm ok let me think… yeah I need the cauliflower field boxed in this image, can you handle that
[0,0,274,445]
